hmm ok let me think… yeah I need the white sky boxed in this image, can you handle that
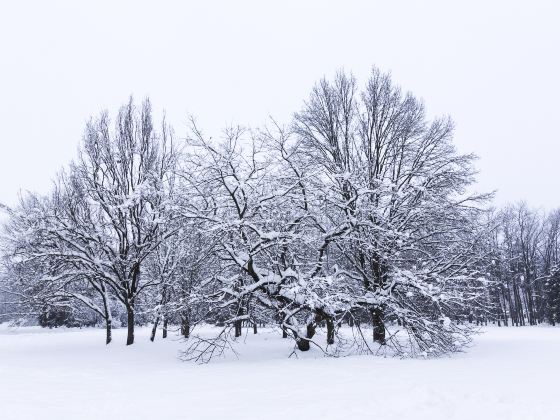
[0,0,558,209]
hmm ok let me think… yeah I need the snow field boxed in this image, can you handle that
[0,325,558,420]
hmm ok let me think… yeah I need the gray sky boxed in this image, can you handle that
[0,0,558,209]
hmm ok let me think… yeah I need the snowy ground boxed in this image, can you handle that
[0,325,558,420]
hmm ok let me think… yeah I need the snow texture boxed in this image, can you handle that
[0,325,557,420]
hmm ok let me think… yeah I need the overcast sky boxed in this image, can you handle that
[0,0,558,210]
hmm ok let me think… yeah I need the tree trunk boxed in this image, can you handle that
[282,327,288,338]
[253,323,258,334]
[326,317,335,345]
[525,287,535,325]
[371,307,386,344]
[100,284,112,345]
[181,314,190,338]
[514,284,525,326]
[126,306,135,345]
[105,317,112,345]
[150,315,160,342]
[162,317,168,339]
[296,319,318,352]
[234,320,242,337]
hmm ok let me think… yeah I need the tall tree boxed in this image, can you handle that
[293,68,491,355]
[69,98,179,344]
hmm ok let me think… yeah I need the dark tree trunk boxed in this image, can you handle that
[150,315,160,342]
[371,307,386,344]
[326,317,335,345]
[105,317,112,345]
[234,306,244,337]
[180,314,190,338]
[282,327,288,338]
[126,306,135,346]
[162,317,168,339]
[296,320,318,352]
[234,320,242,337]
[253,323,258,334]
[501,290,509,326]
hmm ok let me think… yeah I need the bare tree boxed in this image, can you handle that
[69,98,180,344]
[293,68,491,355]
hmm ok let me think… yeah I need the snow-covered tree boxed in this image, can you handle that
[5,69,554,361]
[1,98,180,345]
[291,68,492,355]
[68,98,179,344]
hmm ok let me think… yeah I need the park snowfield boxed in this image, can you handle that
[0,325,558,420]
